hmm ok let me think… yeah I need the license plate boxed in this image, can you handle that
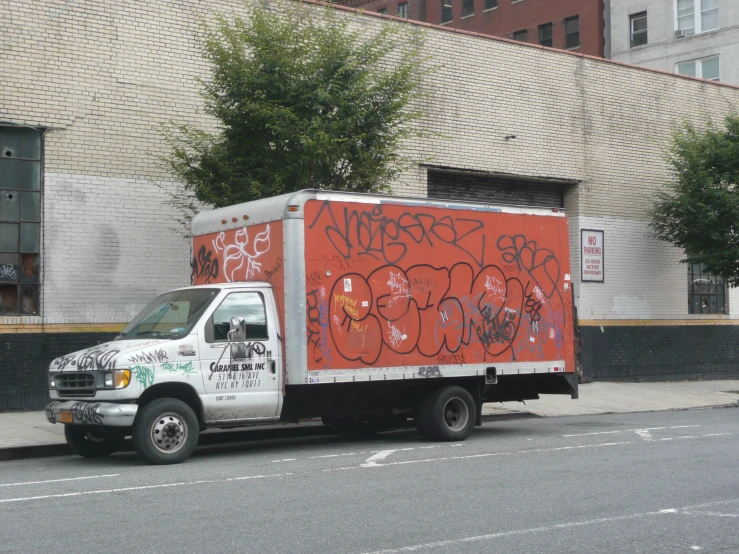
[60,410,73,424]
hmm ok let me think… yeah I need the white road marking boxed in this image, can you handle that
[0,474,120,488]
[359,508,675,553]
[270,458,296,463]
[690,547,702,551]
[562,425,699,438]
[308,453,358,459]
[658,432,734,442]
[683,510,739,518]
[634,429,653,441]
[362,450,397,467]
[0,473,291,504]
[359,499,739,554]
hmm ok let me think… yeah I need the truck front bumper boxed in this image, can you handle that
[45,401,137,427]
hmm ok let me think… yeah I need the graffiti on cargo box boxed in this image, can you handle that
[307,200,487,267]
[212,225,272,282]
[305,200,573,370]
[321,263,525,364]
[191,245,219,284]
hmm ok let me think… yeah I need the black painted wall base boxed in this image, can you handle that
[0,332,119,410]
[2,325,738,409]
[580,324,739,382]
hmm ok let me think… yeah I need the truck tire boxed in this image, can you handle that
[65,425,124,458]
[132,398,199,465]
[415,386,476,441]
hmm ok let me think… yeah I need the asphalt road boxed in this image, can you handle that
[0,408,737,554]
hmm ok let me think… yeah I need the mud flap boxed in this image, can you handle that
[564,372,579,399]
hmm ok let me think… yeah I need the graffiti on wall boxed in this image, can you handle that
[305,200,574,371]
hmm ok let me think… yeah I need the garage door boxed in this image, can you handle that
[427,169,565,209]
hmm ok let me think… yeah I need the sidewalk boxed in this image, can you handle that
[1,380,738,461]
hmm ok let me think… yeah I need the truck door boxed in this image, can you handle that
[198,289,280,421]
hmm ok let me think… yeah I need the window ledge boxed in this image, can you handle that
[565,45,581,51]
[461,12,475,19]
[483,7,498,12]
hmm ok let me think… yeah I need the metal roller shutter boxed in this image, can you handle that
[427,168,565,209]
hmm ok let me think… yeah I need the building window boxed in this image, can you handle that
[441,0,453,23]
[701,0,718,31]
[630,12,648,47]
[0,126,42,315]
[539,23,553,47]
[462,0,474,17]
[377,7,387,14]
[512,29,528,42]
[565,16,580,49]
[397,2,408,17]
[484,0,498,10]
[677,56,720,81]
[688,264,725,314]
[676,0,694,31]
[675,0,718,35]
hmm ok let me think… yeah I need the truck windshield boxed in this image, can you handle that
[117,288,219,340]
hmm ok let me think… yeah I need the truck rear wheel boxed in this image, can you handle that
[65,425,124,458]
[415,386,476,441]
[132,398,199,465]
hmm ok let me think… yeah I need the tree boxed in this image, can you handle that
[649,114,739,287]
[160,0,431,229]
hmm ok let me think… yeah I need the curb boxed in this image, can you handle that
[0,412,535,462]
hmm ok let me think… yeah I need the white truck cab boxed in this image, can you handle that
[47,283,284,463]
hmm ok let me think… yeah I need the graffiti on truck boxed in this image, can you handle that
[304,200,573,370]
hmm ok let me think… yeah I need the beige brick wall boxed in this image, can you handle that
[1,0,738,324]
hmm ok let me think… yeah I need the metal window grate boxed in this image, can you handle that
[688,264,726,314]
[0,126,42,316]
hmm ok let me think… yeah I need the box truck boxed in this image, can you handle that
[45,190,577,464]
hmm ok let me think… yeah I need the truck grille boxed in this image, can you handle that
[55,373,96,397]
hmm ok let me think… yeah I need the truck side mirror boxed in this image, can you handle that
[228,316,247,342]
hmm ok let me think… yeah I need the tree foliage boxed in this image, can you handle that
[649,114,739,286]
[161,0,430,218]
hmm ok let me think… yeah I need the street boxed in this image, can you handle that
[0,407,737,554]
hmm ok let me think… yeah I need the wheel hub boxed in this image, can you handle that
[151,412,188,454]
[443,398,469,432]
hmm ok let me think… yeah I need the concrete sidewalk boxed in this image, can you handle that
[1,380,738,461]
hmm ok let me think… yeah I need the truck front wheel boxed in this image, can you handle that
[132,398,199,465]
[415,386,476,441]
[65,425,124,458]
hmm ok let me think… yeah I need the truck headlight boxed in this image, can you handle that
[103,369,132,389]
[49,374,56,388]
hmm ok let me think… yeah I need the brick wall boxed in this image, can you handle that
[2,0,739,408]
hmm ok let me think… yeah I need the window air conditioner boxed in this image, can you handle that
[685,27,695,35]
[675,29,686,38]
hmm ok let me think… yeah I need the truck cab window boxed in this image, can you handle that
[211,292,268,342]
